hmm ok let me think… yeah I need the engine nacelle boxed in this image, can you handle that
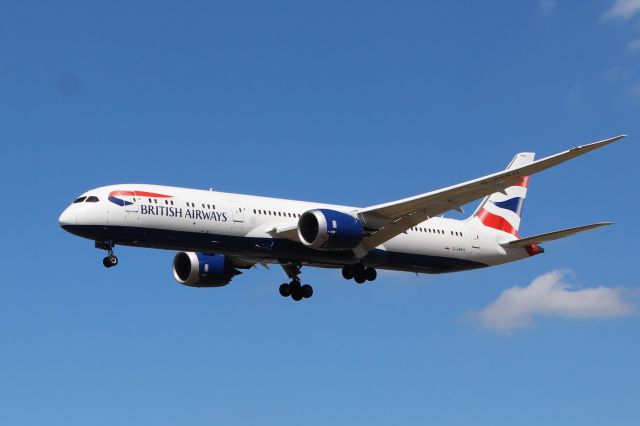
[172,252,241,287]
[297,209,364,250]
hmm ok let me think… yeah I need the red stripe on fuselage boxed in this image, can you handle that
[109,190,173,198]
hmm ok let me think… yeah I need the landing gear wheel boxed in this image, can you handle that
[279,283,291,297]
[290,285,303,301]
[280,263,312,301]
[103,255,118,268]
[301,284,313,299]
[342,265,354,280]
[353,263,366,284]
[365,267,377,282]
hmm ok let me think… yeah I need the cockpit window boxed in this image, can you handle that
[73,196,87,204]
[86,196,99,203]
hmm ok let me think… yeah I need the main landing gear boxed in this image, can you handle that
[96,241,118,268]
[342,264,377,284]
[279,263,313,301]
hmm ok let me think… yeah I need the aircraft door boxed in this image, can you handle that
[230,200,244,223]
[469,228,481,254]
[125,194,139,223]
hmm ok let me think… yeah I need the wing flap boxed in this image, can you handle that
[503,222,612,248]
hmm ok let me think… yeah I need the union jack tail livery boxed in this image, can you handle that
[472,152,535,236]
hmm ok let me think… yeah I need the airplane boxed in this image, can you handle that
[59,135,625,301]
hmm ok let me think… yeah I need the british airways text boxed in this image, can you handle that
[140,205,228,221]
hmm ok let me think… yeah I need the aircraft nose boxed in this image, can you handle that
[58,207,77,228]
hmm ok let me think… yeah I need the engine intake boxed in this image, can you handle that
[172,252,241,287]
[297,209,364,250]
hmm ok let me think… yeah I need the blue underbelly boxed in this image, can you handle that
[62,225,487,274]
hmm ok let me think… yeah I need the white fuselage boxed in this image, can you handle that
[59,184,533,274]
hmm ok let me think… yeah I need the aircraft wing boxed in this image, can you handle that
[502,222,612,248]
[354,135,625,254]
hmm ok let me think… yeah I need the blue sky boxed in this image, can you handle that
[1,1,639,424]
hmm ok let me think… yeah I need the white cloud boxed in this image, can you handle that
[628,82,640,96]
[603,0,640,20]
[537,0,558,15]
[628,38,640,50]
[472,270,635,334]
[602,66,631,81]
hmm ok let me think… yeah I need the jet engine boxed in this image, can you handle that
[172,252,241,287]
[297,209,364,250]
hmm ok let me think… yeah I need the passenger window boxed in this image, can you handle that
[86,196,99,203]
[73,196,86,204]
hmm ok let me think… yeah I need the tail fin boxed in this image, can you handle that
[471,152,535,236]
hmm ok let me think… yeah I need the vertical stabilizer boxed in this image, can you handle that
[471,152,535,235]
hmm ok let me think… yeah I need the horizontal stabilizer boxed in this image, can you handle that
[503,222,612,248]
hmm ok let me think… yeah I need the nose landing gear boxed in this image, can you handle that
[102,254,119,268]
[96,241,118,268]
